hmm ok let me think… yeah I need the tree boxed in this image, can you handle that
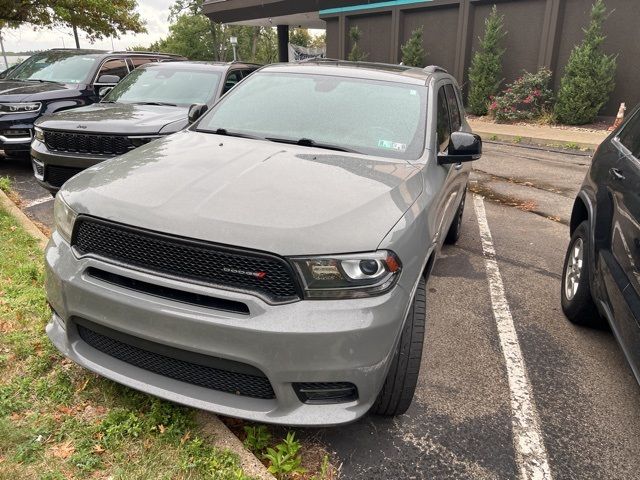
[289,28,312,47]
[0,0,146,48]
[146,14,215,60]
[348,26,367,62]
[401,27,426,67]
[554,0,617,125]
[467,5,507,116]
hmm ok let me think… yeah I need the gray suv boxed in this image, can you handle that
[32,61,259,193]
[45,61,481,426]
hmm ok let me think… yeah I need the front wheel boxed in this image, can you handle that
[561,220,600,325]
[371,277,426,416]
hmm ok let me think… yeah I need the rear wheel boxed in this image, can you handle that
[561,220,600,325]
[444,188,466,245]
[371,277,426,416]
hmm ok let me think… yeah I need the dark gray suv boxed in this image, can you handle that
[45,61,481,426]
[32,61,259,193]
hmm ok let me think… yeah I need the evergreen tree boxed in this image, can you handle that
[401,27,426,67]
[467,5,507,116]
[554,0,617,125]
[348,26,368,62]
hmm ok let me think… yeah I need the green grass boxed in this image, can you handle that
[0,205,256,480]
[0,176,10,194]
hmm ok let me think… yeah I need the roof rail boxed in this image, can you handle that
[423,65,448,74]
[108,50,184,57]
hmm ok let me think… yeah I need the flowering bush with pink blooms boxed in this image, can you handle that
[489,68,553,122]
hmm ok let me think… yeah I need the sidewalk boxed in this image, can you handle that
[468,117,609,150]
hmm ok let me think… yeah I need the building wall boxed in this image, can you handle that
[323,0,637,115]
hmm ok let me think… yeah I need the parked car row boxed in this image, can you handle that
[0,49,185,159]
[2,48,637,426]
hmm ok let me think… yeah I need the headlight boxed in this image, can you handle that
[34,126,45,142]
[128,135,161,148]
[0,102,41,115]
[53,194,77,243]
[291,250,402,299]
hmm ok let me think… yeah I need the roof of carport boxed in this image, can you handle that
[202,0,367,24]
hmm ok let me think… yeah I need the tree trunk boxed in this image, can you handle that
[251,27,259,62]
[72,25,80,48]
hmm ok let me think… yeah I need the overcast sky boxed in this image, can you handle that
[2,0,173,54]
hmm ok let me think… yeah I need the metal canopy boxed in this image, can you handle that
[202,0,365,24]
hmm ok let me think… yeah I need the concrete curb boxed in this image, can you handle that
[0,188,49,249]
[468,118,608,150]
[196,413,276,480]
[0,188,275,480]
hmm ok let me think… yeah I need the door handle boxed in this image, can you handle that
[610,167,626,180]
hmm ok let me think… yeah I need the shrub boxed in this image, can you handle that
[348,26,368,62]
[554,0,617,125]
[489,68,553,122]
[401,27,426,67]
[467,5,507,116]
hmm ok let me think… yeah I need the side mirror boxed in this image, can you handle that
[188,103,208,123]
[96,74,121,85]
[98,86,113,97]
[438,131,482,165]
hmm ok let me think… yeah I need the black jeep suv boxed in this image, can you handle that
[561,104,640,385]
[0,49,184,159]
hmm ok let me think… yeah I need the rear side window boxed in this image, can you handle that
[97,59,128,82]
[618,110,640,158]
[444,84,462,131]
[436,87,451,152]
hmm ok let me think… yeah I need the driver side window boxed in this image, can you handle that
[436,87,451,153]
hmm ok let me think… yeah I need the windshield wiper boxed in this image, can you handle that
[25,79,61,84]
[134,101,178,107]
[206,128,264,140]
[265,137,360,153]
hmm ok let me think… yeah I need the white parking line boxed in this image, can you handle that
[473,194,553,480]
[24,196,53,208]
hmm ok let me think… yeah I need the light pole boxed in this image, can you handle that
[230,36,238,61]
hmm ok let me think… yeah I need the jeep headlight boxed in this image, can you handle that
[34,126,45,142]
[0,102,41,115]
[291,250,401,299]
[53,194,77,243]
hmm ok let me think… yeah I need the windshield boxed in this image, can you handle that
[7,51,98,84]
[196,72,427,159]
[105,67,222,106]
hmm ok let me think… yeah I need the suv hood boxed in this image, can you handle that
[0,79,77,102]
[62,130,423,256]
[37,103,189,134]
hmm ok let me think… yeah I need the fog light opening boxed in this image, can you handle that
[293,382,358,404]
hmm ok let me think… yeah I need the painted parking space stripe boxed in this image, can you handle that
[473,194,552,480]
[24,196,54,208]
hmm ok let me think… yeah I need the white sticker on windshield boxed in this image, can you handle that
[378,139,407,152]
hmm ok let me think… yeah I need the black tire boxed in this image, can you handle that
[371,277,426,416]
[561,220,600,326]
[444,188,466,245]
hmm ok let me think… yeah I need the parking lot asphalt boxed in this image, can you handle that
[2,143,639,479]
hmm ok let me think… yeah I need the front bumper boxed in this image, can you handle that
[45,232,411,426]
[31,139,114,193]
[0,113,38,155]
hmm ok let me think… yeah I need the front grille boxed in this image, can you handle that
[73,218,300,303]
[77,321,275,399]
[45,165,83,188]
[44,130,133,155]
